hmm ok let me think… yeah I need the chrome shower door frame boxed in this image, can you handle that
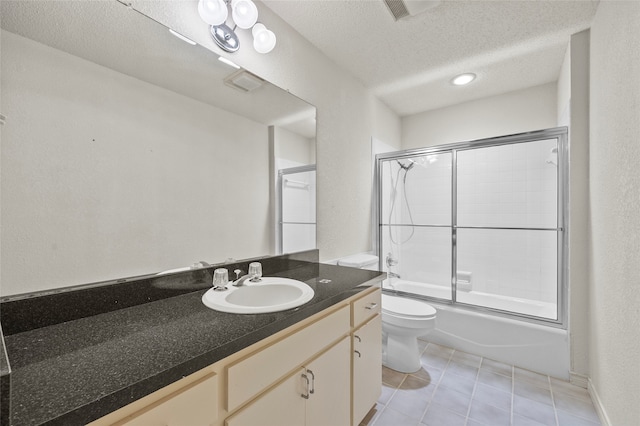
[374,127,569,328]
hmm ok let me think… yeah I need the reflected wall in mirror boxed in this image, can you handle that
[0,0,316,296]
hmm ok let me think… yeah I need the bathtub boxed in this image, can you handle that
[383,280,570,379]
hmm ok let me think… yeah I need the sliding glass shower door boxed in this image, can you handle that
[456,140,560,319]
[376,128,567,325]
[380,152,453,300]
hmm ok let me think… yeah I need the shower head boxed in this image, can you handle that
[397,160,415,171]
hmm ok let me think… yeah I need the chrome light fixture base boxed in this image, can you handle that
[211,23,239,52]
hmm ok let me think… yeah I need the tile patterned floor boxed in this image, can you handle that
[361,341,601,426]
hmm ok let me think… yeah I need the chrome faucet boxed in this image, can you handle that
[231,269,261,286]
[231,262,263,286]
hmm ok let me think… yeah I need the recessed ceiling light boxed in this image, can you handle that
[451,73,476,86]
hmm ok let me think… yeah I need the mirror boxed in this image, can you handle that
[0,0,316,296]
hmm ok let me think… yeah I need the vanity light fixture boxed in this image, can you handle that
[197,0,276,54]
[169,29,197,45]
[451,73,476,86]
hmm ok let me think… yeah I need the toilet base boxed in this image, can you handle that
[382,332,422,373]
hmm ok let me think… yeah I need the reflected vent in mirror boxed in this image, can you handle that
[224,69,264,92]
[383,0,441,21]
[383,0,409,20]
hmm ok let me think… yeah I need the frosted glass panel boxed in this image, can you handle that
[380,153,452,226]
[281,171,316,223]
[381,226,452,300]
[282,224,316,254]
[456,228,558,319]
[457,139,558,228]
[377,130,565,324]
[280,168,316,254]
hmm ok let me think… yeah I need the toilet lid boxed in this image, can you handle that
[382,294,437,318]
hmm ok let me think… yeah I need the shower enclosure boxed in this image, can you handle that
[277,165,316,254]
[375,128,568,326]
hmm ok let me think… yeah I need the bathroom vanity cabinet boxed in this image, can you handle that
[89,287,382,426]
[352,316,383,425]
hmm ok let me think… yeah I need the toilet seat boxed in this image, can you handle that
[382,294,437,320]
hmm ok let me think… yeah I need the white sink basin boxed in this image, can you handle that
[202,277,315,314]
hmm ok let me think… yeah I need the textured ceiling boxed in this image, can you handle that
[263,0,599,116]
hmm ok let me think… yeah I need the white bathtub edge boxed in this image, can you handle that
[422,302,570,379]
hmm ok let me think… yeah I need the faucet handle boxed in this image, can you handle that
[248,262,262,282]
[212,268,229,291]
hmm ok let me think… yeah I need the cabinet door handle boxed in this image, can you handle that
[365,302,378,310]
[301,373,310,399]
[354,335,361,343]
[307,369,315,394]
[354,350,361,358]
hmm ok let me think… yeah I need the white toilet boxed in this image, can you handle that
[336,253,438,373]
[381,293,437,373]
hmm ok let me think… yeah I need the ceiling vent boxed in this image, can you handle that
[223,69,264,93]
[383,0,410,20]
[383,0,441,21]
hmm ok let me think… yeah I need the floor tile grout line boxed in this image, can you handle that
[463,353,482,426]
[549,374,561,426]
[418,342,453,425]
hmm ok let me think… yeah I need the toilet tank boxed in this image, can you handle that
[337,254,379,270]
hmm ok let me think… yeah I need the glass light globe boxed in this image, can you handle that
[252,23,276,54]
[198,0,228,26]
[231,0,258,29]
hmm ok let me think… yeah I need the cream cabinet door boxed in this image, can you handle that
[352,315,382,425]
[118,373,218,426]
[225,367,306,426]
[305,336,350,426]
[226,337,350,426]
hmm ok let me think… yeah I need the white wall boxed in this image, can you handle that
[589,1,640,424]
[402,83,558,149]
[0,31,271,295]
[274,126,315,167]
[131,1,402,263]
[557,46,571,127]
[567,30,591,384]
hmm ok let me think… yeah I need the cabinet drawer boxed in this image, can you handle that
[227,305,350,412]
[118,372,218,426]
[352,288,381,327]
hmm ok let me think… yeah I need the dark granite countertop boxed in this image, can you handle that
[1,326,10,426]
[1,257,383,425]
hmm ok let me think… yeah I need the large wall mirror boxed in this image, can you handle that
[0,0,316,296]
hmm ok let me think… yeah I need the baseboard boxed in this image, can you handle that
[588,378,612,426]
[569,371,589,389]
